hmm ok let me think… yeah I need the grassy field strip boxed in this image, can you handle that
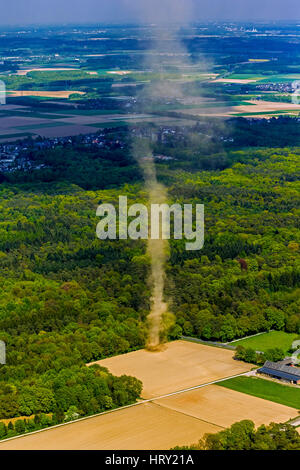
[0,371,250,444]
[231,331,299,354]
[225,331,269,345]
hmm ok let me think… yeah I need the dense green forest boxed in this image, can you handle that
[0,183,149,425]
[0,140,299,430]
[3,144,141,189]
[166,148,300,341]
[174,420,300,450]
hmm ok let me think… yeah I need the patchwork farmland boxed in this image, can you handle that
[0,341,297,450]
[1,94,299,144]
[0,104,199,143]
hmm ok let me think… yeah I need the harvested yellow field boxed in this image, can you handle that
[1,383,295,450]
[248,59,270,62]
[0,402,221,450]
[172,99,300,118]
[89,341,253,398]
[1,341,294,450]
[8,90,85,98]
[15,68,79,75]
[107,70,132,75]
[155,385,298,429]
[231,99,300,114]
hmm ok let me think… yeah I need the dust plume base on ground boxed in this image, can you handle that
[134,153,170,350]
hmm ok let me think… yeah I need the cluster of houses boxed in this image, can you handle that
[256,83,295,93]
[0,144,20,171]
[0,130,127,172]
[0,118,239,173]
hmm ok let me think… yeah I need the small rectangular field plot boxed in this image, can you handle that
[154,385,298,429]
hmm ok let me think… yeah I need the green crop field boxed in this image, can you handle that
[0,132,33,140]
[15,122,68,130]
[257,74,300,83]
[227,74,265,80]
[90,121,128,128]
[218,376,300,410]
[232,331,299,354]
[234,111,295,117]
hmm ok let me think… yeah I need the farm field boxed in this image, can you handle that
[14,68,80,76]
[0,369,297,449]
[230,100,300,115]
[8,90,85,98]
[214,73,300,85]
[0,101,204,142]
[0,116,52,129]
[0,383,296,450]
[231,331,299,354]
[88,340,253,398]
[234,112,297,118]
[168,100,300,118]
[248,59,270,63]
[0,107,202,143]
[176,105,236,116]
[26,124,101,138]
[0,402,222,450]
[154,384,298,428]
[54,113,151,124]
[1,340,296,450]
[213,78,261,84]
[218,376,300,409]
[5,98,295,131]
[2,73,299,144]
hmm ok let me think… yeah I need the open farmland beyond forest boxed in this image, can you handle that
[0,341,297,450]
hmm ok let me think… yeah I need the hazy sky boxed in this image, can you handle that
[0,0,299,25]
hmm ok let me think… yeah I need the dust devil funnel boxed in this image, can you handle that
[128,0,196,349]
[132,139,169,350]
